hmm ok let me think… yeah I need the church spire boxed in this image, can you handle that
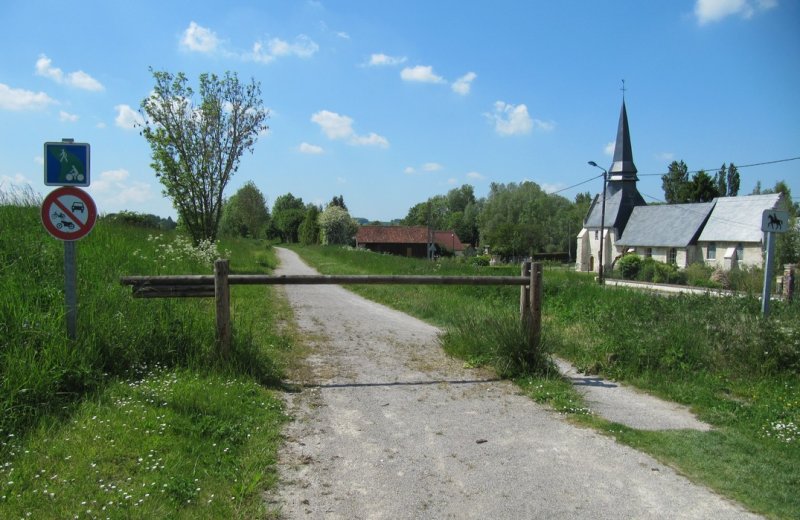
[608,99,638,181]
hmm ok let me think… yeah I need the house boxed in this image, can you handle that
[355,226,465,258]
[697,193,784,269]
[576,99,786,273]
[615,202,714,268]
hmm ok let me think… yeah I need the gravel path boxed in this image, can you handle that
[270,247,759,519]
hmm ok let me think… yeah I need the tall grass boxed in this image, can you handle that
[0,190,283,439]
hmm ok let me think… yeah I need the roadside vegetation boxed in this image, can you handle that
[1,186,294,519]
[289,244,799,519]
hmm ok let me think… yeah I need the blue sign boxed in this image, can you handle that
[44,142,91,187]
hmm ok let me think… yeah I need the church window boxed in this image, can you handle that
[644,247,652,258]
[736,243,744,261]
[594,230,599,240]
[707,243,716,260]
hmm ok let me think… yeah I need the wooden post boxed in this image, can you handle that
[519,261,531,328]
[784,264,796,302]
[529,262,543,350]
[214,259,231,357]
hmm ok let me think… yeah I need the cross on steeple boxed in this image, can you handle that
[620,79,626,100]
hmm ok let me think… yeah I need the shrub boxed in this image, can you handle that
[471,255,490,267]
[637,257,658,282]
[685,262,720,288]
[617,254,642,279]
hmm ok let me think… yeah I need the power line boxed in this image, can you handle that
[549,173,603,196]
[637,156,800,177]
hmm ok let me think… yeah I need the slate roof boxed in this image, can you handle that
[356,226,465,251]
[609,100,638,181]
[583,181,647,231]
[617,202,715,247]
[697,193,784,243]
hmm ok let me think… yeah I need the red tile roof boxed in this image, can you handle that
[356,226,464,251]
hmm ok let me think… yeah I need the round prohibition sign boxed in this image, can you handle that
[41,186,97,241]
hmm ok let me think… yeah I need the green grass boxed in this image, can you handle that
[1,187,298,518]
[288,244,800,519]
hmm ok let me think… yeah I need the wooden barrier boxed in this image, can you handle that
[121,259,543,357]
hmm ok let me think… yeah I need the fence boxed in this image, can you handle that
[121,259,543,357]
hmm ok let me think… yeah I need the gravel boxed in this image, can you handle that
[269,247,759,519]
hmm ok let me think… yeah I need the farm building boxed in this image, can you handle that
[576,100,786,274]
[355,226,465,258]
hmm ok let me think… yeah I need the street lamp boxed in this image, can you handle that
[588,161,607,284]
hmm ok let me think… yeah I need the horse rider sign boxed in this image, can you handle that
[761,209,789,234]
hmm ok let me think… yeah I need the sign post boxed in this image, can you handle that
[42,138,95,339]
[760,209,789,317]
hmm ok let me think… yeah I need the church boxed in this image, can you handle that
[575,101,784,274]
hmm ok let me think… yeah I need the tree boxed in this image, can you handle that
[220,181,270,238]
[726,163,740,196]
[319,205,358,245]
[272,193,306,243]
[298,204,321,245]
[661,160,690,203]
[687,170,719,202]
[328,195,347,211]
[715,164,728,198]
[140,69,269,244]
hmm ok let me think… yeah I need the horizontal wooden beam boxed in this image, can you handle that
[132,285,215,298]
[122,274,529,287]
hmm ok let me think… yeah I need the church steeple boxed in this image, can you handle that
[608,100,638,181]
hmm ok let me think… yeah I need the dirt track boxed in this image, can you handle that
[270,247,759,519]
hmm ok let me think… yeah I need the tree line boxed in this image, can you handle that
[134,68,796,264]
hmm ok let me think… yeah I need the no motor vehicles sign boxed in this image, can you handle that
[41,187,97,241]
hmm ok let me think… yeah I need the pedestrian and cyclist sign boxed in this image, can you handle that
[44,141,90,186]
[41,186,97,241]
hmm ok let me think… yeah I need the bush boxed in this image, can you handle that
[617,254,642,279]
[471,255,491,267]
[685,262,720,288]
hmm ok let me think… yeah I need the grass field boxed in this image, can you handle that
[288,244,800,519]
[1,188,296,518]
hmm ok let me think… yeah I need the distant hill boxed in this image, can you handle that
[354,218,403,226]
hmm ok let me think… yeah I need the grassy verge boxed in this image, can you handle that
[288,244,799,519]
[1,188,298,518]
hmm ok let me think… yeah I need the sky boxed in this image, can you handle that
[1,0,798,222]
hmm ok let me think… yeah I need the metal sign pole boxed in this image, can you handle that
[761,231,776,318]
[64,240,78,339]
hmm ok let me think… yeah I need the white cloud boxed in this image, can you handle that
[311,110,389,148]
[180,21,220,52]
[0,83,56,110]
[251,35,319,63]
[451,72,477,95]
[541,183,566,194]
[336,32,350,40]
[88,169,153,207]
[656,152,675,162]
[337,177,347,184]
[422,162,443,172]
[404,166,416,175]
[96,122,107,129]
[466,171,485,180]
[694,0,777,24]
[446,178,457,185]
[35,54,104,91]
[351,132,389,148]
[34,156,44,166]
[368,53,407,66]
[114,104,143,130]
[486,101,533,136]
[604,141,615,156]
[401,65,446,84]
[298,142,324,154]
[59,110,78,122]
[0,173,35,188]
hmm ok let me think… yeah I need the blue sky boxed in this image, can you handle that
[1,0,798,221]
